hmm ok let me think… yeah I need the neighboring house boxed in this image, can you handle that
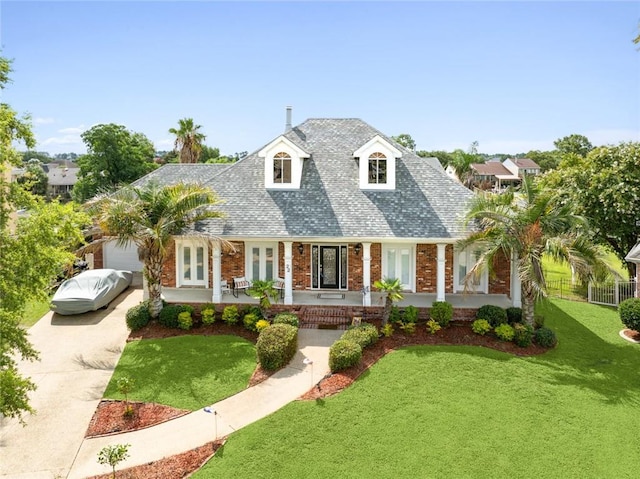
[625,241,640,298]
[44,163,79,199]
[469,158,541,191]
[96,115,518,307]
[503,158,541,177]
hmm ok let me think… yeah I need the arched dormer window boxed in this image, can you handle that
[368,152,387,184]
[273,152,292,183]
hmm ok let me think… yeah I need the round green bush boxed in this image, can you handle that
[178,311,193,330]
[256,324,298,371]
[471,319,491,336]
[477,305,508,327]
[534,327,558,348]
[430,301,453,327]
[494,323,515,342]
[329,339,362,372]
[506,307,523,325]
[403,305,419,324]
[243,313,260,332]
[201,307,215,326]
[341,323,378,349]
[158,304,194,329]
[273,312,300,328]
[389,305,402,324]
[255,319,270,333]
[513,323,534,347]
[619,298,640,332]
[221,305,239,325]
[126,303,151,331]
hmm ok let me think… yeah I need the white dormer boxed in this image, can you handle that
[353,135,402,190]
[259,136,310,189]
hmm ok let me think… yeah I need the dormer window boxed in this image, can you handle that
[368,152,387,184]
[273,152,292,183]
[354,135,402,190]
[259,135,310,190]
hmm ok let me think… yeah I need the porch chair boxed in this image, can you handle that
[220,279,231,295]
[233,276,252,298]
[273,277,285,301]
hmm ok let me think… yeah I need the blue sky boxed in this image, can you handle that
[1,1,639,156]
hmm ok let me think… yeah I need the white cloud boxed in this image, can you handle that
[41,135,82,146]
[33,117,55,125]
[57,125,85,134]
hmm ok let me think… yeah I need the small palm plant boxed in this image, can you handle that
[373,277,404,326]
[248,280,279,319]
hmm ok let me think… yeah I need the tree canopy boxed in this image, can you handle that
[169,118,206,164]
[391,133,416,151]
[73,124,157,202]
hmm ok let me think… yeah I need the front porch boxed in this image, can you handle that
[159,287,512,310]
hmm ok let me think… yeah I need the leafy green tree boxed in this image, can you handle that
[543,142,640,277]
[200,145,220,163]
[87,181,224,318]
[459,177,611,326]
[449,142,483,186]
[21,151,51,163]
[97,443,130,478]
[417,150,455,168]
[73,124,157,202]
[16,161,48,197]
[524,150,560,172]
[553,134,593,158]
[169,118,206,164]
[373,277,404,326]
[391,133,416,151]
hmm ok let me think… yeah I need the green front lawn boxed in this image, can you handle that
[104,335,257,411]
[21,299,51,327]
[195,300,639,478]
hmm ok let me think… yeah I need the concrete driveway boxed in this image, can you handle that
[0,287,142,479]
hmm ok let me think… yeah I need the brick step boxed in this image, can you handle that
[301,307,351,330]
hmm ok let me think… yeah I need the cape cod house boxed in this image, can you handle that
[95,113,519,311]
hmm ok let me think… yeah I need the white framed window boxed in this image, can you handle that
[273,152,292,184]
[382,244,414,292]
[453,247,488,293]
[368,152,387,184]
[176,239,208,287]
[246,242,278,282]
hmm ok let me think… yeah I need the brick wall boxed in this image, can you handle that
[488,250,511,295]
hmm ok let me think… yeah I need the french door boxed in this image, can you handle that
[247,243,277,282]
[382,245,414,291]
[177,242,207,287]
[455,247,487,293]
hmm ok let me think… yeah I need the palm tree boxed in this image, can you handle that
[373,277,404,326]
[169,118,206,164]
[87,181,224,318]
[458,177,612,326]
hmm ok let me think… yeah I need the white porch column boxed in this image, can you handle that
[284,241,293,305]
[511,251,522,307]
[362,242,372,307]
[436,243,447,302]
[212,243,222,303]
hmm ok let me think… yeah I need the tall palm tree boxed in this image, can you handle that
[169,118,206,164]
[458,177,612,326]
[88,181,224,318]
[373,277,404,326]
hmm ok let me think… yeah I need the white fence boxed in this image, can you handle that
[588,280,637,307]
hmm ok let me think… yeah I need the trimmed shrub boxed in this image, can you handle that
[178,311,193,330]
[255,319,270,333]
[201,306,215,326]
[477,305,508,327]
[125,303,150,331]
[534,314,545,328]
[494,323,515,342]
[472,319,491,336]
[430,301,453,327]
[329,339,362,372]
[256,324,298,371]
[389,305,402,324]
[221,305,239,325]
[513,323,534,347]
[534,327,558,348]
[342,323,378,349]
[426,319,441,334]
[243,313,260,332]
[400,322,416,335]
[403,305,419,324]
[619,298,640,332]
[243,305,263,319]
[273,312,300,328]
[381,323,394,337]
[158,304,194,329]
[506,307,523,325]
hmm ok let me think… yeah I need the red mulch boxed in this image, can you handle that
[86,319,551,477]
[622,328,640,342]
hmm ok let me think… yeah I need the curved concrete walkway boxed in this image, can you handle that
[68,328,341,479]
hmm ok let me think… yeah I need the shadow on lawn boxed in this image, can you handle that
[527,300,640,406]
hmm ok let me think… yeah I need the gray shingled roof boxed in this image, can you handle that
[131,163,231,188]
[177,118,473,240]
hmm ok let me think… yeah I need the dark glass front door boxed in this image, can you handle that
[320,246,339,288]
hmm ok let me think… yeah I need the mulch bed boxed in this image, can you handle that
[86,318,553,477]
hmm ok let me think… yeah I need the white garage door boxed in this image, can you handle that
[103,241,143,272]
